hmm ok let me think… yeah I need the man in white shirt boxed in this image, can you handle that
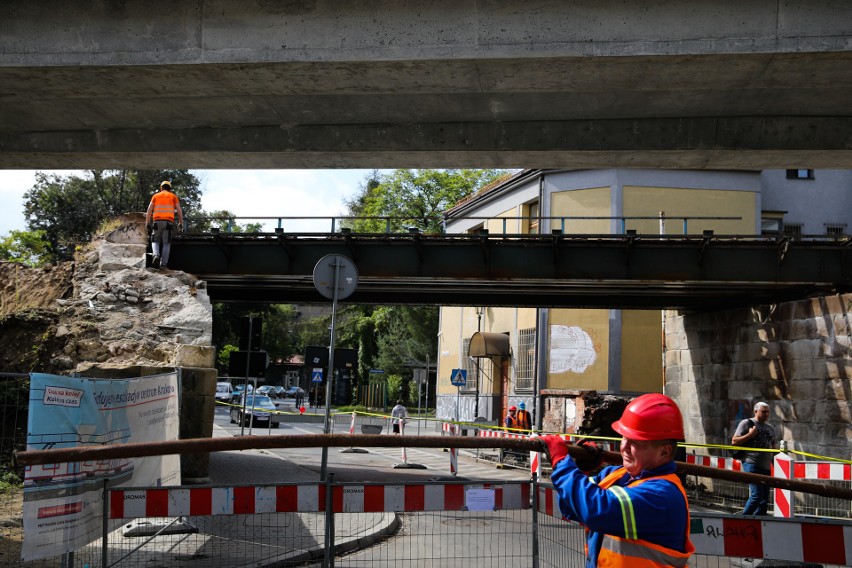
[391,400,408,434]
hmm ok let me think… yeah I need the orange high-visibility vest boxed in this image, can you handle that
[150,190,179,222]
[594,467,694,567]
[516,409,532,430]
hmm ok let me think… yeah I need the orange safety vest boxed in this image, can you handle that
[150,190,179,222]
[516,409,532,430]
[594,467,695,567]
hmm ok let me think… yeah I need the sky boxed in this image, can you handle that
[0,169,379,235]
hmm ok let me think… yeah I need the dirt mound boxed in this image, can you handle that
[0,262,72,317]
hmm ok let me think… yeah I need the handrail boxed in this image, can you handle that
[182,214,747,235]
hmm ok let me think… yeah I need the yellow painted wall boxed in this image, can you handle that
[620,310,664,392]
[486,206,523,234]
[551,187,611,233]
[546,309,609,390]
[622,187,756,234]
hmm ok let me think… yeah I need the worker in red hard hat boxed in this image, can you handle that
[541,393,694,567]
[504,406,518,430]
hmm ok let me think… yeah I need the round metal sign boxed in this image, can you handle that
[312,254,358,300]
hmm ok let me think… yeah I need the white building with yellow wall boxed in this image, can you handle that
[437,168,764,429]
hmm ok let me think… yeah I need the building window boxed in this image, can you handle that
[523,201,539,235]
[825,224,846,236]
[785,169,814,180]
[783,223,803,237]
[461,338,478,393]
[515,328,535,392]
[761,211,785,235]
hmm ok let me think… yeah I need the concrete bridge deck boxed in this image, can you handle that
[2,1,851,169]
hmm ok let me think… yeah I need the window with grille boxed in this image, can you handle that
[785,169,814,180]
[783,223,803,237]
[515,328,535,392]
[825,224,846,236]
[461,338,478,393]
[524,201,539,235]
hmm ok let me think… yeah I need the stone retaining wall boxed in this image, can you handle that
[664,294,852,460]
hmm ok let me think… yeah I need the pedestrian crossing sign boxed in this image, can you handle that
[311,368,324,383]
[450,368,467,387]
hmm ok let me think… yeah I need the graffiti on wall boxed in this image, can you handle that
[550,325,597,373]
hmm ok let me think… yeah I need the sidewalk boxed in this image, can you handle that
[98,425,397,567]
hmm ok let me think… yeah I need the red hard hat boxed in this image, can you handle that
[612,393,684,441]
[509,406,517,411]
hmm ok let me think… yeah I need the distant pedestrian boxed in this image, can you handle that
[504,406,519,430]
[391,400,408,434]
[145,180,184,270]
[732,401,776,515]
[516,401,532,431]
[295,389,303,408]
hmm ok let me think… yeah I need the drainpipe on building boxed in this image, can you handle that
[534,173,546,431]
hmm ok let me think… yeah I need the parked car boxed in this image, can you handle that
[271,386,286,398]
[215,382,233,403]
[255,385,275,397]
[284,386,306,399]
[230,383,253,402]
[229,394,280,428]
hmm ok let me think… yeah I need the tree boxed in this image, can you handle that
[343,169,509,233]
[340,169,508,399]
[0,230,51,267]
[23,169,203,261]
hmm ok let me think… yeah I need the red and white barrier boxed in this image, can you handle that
[529,433,542,479]
[793,461,852,481]
[686,454,743,472]
[774,452,794,518]
[536,484,852,565]
[348,410,356,435]
[110,482,531,519]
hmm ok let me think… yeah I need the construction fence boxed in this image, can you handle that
[3,477,852,567]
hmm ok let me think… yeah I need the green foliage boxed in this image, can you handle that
[386,374,404,402]
[0,468,22,493]
[217,344,239,369]
[407,379,420,408]
[189,209,264,233]
[212,304,301,373]
[23,169,203,261]
[0,229,51,267]
[343,169,509,233]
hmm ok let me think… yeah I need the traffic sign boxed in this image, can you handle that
[450,368,467,387]
[311,368,324,383]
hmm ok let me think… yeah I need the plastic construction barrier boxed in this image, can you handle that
[110,481,531,519]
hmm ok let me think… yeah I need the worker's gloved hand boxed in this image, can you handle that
[541,435,570,468]
[574,439,604,473]
[146,223,153,232]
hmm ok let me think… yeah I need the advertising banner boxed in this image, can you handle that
[22,372,181,561]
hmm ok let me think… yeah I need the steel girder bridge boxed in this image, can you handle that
[169,232,852,310]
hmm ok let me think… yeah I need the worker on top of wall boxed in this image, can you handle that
[145,180,184,270]
[541,393,694,567]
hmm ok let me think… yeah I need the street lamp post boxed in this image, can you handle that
[474,306,484,419]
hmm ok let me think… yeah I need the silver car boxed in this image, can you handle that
[229,394,280,428]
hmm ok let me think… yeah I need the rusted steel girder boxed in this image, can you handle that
[15,434,852,501]
[169,233,851,309]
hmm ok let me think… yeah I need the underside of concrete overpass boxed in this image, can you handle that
[170,232,852,309]
[2,1,851,169]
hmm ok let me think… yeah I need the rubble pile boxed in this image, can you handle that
[0,214,213,374]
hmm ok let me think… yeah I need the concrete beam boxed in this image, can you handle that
[2,1,852,168]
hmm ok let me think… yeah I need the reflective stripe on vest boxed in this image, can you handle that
[595,467,694,568]
[151,191,178,221]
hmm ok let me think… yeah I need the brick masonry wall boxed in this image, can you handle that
[664,293,852,460]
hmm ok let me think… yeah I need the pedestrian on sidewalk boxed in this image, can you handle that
[731,401,776,516]
[391,400,408,434]
[541,393,694,567]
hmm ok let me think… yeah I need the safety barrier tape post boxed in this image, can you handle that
[339,410,368,454]
[529,433,542,480]
[450,424,459,477]
[774,443,794,518]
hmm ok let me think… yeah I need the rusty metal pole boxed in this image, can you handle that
[15,435,852,502]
